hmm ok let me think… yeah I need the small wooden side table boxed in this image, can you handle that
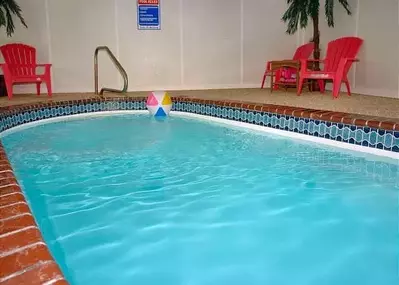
[269,60,300,93]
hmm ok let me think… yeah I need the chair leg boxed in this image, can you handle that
[36,83,41,96]
[261,71,267,89]
[306,80,312,92]
[344,80,351,96]
[297,78,305,96]
[4,78,13,100]
[274,69,281,91]
[332,79,342,99]
[45,79,53,97]
[318,80,325,93]
[270,71,274,93]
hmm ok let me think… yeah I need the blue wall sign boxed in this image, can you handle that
[137,0,161,30]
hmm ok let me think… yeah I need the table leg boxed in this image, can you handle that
[270,71,273,93]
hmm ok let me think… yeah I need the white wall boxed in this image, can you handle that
[355,0,399,98]
[302,0,399,98]
[0,0,298,94]
[243,0,297,84]
[0,0,398,99]
[48,0,118,93]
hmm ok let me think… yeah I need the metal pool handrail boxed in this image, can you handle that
[94,46,128,96]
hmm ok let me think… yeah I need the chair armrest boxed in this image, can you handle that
[299,58,328,71]
[299,59,323,64]
[35,64,52,67]
[5,64,52,68]
[345,58,359,62]
[36,64,52,74]
[303,59,325,62]
[0,63,52,76]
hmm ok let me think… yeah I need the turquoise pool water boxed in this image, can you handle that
[1,114,398,285]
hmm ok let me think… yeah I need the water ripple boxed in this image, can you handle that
[3,114,397,285]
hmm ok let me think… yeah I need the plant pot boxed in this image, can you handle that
[0,75,7,97]
[311,80,320,92]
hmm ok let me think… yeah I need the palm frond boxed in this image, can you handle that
[325,0,334,27]
[325,0,352,27]
[281,0,309,34]
[282,0,352,32]
[4,6,15,36]
[0,0,27,37]
[0,8,6,28]
[338,0,352,15]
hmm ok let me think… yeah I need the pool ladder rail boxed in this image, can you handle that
[94,46,128,96]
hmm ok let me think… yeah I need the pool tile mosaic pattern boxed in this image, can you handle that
[0,96,398,284]
[173,101,399,152]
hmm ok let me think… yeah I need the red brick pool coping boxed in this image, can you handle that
[0,96,398,284]
[0,146,66,285]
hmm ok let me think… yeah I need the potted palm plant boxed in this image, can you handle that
[282,0,352,70]
[0,0,27,37]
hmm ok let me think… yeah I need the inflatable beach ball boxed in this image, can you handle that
[146,91,173,117]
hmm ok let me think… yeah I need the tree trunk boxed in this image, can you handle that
[312,14,320,70]
[311,13,321,91]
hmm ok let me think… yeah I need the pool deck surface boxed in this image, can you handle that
[0,88,399,284]
[0,88,399,120]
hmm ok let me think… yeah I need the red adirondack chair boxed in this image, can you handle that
[0,43,52,99]
[261,42,314,89]
[297,37,363,98]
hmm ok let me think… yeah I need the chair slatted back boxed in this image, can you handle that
[0,43,37,76]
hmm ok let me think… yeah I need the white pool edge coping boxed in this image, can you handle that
[0,110,398,161]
